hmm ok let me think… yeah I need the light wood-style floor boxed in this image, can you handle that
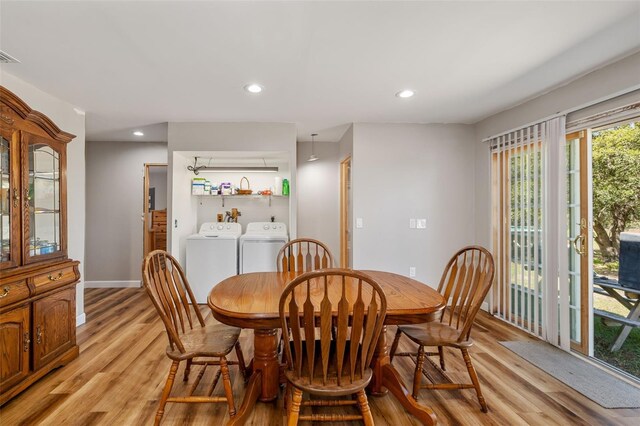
[1,288,639,425]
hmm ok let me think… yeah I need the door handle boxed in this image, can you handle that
[572,234,586,256]
[12,188,20,208]
[24,188,31,208]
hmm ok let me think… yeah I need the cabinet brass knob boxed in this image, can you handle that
[23,332,30,352]
[0,286,9,298]
[36,325,42,344]
[48,272,64,281]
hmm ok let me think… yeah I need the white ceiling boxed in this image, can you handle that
[1,1,639,142]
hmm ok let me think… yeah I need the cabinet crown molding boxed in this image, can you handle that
[1,86,75,143]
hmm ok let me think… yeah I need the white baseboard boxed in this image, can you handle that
[84,280,141,288]
[76,313,86,327]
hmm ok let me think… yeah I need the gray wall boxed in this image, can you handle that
[296,141,340,260]
[148,166,167,210]
[85,141,167,283]
[473,51,640,249]
[351,123,476,287]
[2,71,87,325]
[339,126,354,266]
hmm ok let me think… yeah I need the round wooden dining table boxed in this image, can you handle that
[208,270,445,425]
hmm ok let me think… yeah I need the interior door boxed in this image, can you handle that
[566,131,591,355]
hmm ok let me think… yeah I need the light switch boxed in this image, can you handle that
[409,218,416,229]
[417,219,427,229]
[356,218,363,229]
[409,267,416,277]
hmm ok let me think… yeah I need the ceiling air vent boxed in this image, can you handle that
[0,50,20,63]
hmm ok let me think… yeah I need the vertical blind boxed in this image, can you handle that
[489,116,569,349]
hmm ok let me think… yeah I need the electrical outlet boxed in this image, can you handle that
[356,218,363,229]
[409,218,416,229]
[409,267,416,277]
[417,218,427,229]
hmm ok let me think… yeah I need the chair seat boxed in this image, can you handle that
[166,323,241,360]
[284,339,373,397]
[398,322,473,348]
[285,369,372,397]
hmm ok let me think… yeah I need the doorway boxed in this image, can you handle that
[340,156,351,268]
[143,163,168,258]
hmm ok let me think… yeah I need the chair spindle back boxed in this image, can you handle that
[277,238,334,273]
[142,250,206,352]
[436,246,495,342]
[279,269,387,386]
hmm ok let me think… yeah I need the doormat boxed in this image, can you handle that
[500,341,640,409]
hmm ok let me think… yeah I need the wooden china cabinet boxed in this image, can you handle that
[0,86,80,405]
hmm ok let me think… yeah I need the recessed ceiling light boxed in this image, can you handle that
[244,84,263,94]
[396,90,415,98]
[133,131,144,136]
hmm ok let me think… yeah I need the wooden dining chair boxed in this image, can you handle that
[279,269,387,425]
[389,246,495,412]
[277,238,334,272]
[142,250,247,425]
[277,238,335,360]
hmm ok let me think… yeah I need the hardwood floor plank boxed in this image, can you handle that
[1,289,638,425]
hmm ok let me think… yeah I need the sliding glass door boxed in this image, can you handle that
[566,131,591,355]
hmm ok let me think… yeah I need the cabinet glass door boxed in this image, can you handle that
[1,135,11,262]
[1,131,19,267]
[24,135,64,261]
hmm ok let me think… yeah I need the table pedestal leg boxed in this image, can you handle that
[253,328,280,401]
[369,326,438,426]
[368,325,389,396]
[227,328,279,426]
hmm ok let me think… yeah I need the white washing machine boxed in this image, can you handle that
[240,222,289,273]
[186,222,241,303]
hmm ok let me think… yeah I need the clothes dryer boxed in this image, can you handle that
[239,222,288,273]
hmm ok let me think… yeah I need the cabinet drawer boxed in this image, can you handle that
[0,280,29,308]
[32,266,78,295]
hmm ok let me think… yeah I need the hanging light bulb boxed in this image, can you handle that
[308,133,319,162]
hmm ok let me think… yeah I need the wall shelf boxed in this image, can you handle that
[195,193,288,207]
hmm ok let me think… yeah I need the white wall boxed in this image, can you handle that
[194,160,291,229]
[1,72,87,325]
[167,123,297,265]
[473,51,640,249]
[296,141,340,259]
[351,123,476,287]
[170,152,199,265]
[85,141,167,284]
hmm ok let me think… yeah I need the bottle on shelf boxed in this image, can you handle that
[282,178,289,196]
[274,176,282,196]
